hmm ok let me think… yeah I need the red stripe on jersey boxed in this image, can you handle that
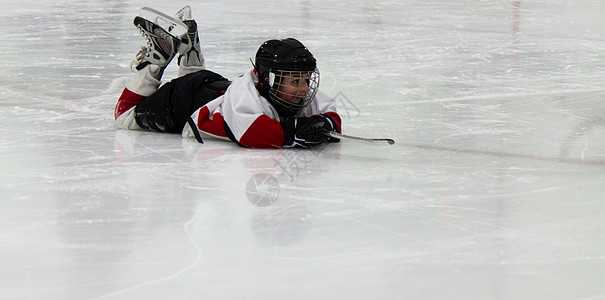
[115,88,146,119]
[324,112,342,133]
[239,115,284,149]
[196,106,227,137]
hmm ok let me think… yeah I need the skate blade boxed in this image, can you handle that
[139,7,188,38]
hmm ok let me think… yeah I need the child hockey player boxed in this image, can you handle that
[114,6,342,149]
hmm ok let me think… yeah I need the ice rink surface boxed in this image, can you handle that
[1,0,605,299]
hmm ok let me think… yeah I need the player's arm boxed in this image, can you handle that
[226,113,339,149]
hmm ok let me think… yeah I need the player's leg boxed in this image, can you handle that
[116,7,224,133]
[133,69,230,133]
[115,12,183,129]
[114,65,164,130]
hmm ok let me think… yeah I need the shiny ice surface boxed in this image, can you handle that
[1,0,605,299]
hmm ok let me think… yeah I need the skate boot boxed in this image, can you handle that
[130,8,188,71]
[175,6,205,68]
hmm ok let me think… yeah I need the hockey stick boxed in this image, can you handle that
[328,132,395,145]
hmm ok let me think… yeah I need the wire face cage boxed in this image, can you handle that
[268,68,320,113]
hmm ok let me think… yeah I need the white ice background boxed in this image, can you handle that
[1,0,604,299]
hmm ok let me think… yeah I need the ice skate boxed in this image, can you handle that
[174,5,192,21]
[175,6,205,68]
[130,8,188,71]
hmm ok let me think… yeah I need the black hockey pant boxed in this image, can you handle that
[134,69,231,133]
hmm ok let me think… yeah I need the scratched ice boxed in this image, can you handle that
[1,0,604,299]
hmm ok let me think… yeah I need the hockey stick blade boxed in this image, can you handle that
[328,132,395,145]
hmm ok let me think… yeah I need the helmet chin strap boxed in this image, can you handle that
[250,58,261,79]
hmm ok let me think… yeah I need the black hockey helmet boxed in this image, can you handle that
[254,38,319,116]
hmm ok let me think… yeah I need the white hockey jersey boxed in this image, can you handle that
[182,69,341,148]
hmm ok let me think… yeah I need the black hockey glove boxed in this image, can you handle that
[282,114,339,148]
